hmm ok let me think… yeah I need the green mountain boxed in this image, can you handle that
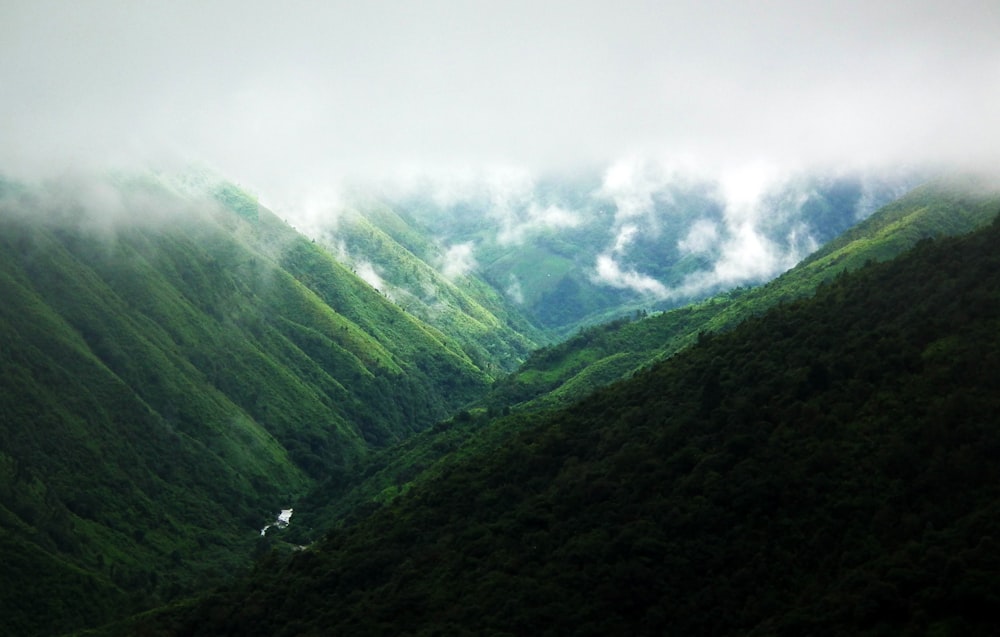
[0,173,510,635]
[305,198,542,374]
[225,175,1000,547]
[485,176,1000,413]
[116,209,1000,636]
[381,170,914,333]
[3,169,996,635]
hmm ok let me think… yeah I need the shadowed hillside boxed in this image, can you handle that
[116,211,1000,635]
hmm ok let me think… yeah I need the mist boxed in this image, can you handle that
[3,0,998,304]
[2,0,998,197]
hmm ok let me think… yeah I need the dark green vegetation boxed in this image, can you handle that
[114,209,1000,636]
[281,179,1000,544]
[487,177,1000,413]
[0,173,528,636]
[3,169,998,635]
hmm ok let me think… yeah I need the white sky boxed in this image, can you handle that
[2,0,999,196]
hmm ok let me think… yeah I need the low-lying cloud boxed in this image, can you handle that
[586,159,875,301]
[439,242,478,280]
[593,254,670,298]
[678,219,720,255]
[2,0,998,202]
[2,0,996,316]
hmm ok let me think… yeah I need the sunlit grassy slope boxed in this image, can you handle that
[0,173,501,635]
[309,200,541,373]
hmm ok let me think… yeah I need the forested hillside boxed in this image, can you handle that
[120,213,1000,636]
[241,176,1000,550]
[485,177,1000,413]
[380,170,912,333]
[0,173,517,635]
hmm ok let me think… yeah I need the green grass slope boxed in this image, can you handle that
[0,173,497,634]
[118,212,1000,636]
[308,200,542,373]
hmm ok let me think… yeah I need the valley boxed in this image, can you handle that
[4,2,999,635]
[0,169,998,636]
[101,176,1000,636]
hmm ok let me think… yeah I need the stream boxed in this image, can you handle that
[260,508,293,536]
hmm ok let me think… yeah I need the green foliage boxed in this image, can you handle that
[485,179,1000,413]
[213,182,259,223]
[125,211,1000,636]
[308,203,542,376]
[393,172,911,333]
[4,171,998,635]
[0,174,501,634]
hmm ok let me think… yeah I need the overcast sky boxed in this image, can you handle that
[2,0,999,198]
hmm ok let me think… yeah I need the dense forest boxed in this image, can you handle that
[279,178,997,545]
[2,171,999,636]
[0,174,529,635]
[108,215,1000,635]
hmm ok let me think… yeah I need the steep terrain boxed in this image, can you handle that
[305,199,542,373]
[376,170,913,333]
[238,175,1000,547]
[3,170,995,636]
[485,176,1000,413]
[0,173,515,635]
[117,211,1000,636]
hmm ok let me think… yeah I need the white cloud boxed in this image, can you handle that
[592,254,669,298]
[717,161,788,222]
[611,224,640,255]
[277,186,347,241]
[439,242,478,279]
[712,223,785,283]
[505,274,525,304]
[5,0,953,328]
[597,157,678,262]
[355,261,385,293]
[497,202,584,245]
[669,220,808,299]
[2,1,998,215]
[530,203,581,231]
[678,219,720,255]
[600,157,664,222]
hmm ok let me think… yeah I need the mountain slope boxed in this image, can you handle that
[305,200,541,373]
[380,170,913,333]
[0,173,502,635]
[485,176,1000,412]
[260,175,1000,541]
[120,211,1000,636]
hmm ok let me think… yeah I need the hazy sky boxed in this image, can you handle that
[2,0,999,195]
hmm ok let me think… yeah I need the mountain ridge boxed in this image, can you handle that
[483,176,1000,413]
[0,172,516,634]
[255,175,1000,552]
[115,204,1000,636]
[1,170,996,635]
